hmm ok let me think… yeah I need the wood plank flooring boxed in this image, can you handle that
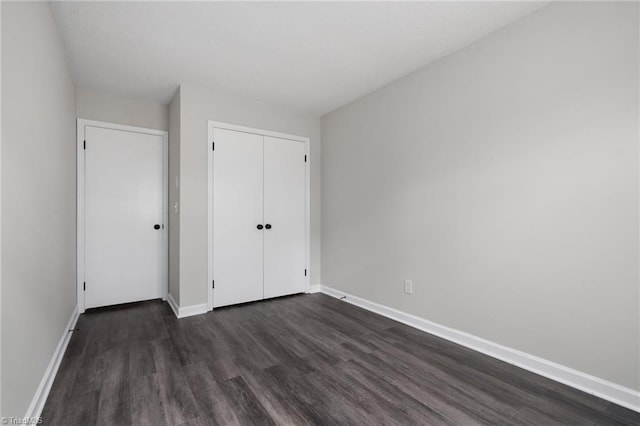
[40,293,640,425]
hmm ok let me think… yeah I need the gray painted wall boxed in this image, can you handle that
[177,84,322,307]
[1,1,77,415]
[76,87,169,131]
[169,90,181,304]
[321,1,639,390]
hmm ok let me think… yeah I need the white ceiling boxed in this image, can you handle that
[50,1,548,116]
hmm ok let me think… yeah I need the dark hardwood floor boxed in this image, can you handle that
[40,293,639,425]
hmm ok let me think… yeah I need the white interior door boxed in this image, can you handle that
[212,128,264,307]
[84,126,164,309]
[263,136,306,299]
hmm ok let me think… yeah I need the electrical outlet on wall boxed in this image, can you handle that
[404,279,413,295]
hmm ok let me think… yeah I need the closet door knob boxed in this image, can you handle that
[265,224,272,230]
[257,224,264,230]
[153,224,161,230]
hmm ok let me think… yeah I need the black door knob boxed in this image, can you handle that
[154,224,161,230]
[257,224,264,230]
[265,224,272,230]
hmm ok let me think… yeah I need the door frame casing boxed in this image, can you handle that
[207,120,311,311]
[76,119,169,313]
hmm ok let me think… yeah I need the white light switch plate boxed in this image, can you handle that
[404,279,413,295]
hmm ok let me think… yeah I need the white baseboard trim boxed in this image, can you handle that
[307,284,321,294]
[167,292,180,317]
[24,305,80,421]
[167,293,208,319]
[180,303,208,318]
[319,285,640,413]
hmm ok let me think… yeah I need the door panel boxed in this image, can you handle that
[213,128,264,307]
[85,126,164,308]
[263,136,306,299]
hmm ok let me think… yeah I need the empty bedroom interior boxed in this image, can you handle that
[1,0,639,424]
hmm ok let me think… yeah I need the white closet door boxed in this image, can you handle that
[85,126,164,308]
[213,128,264,307]
[263,136,306,299]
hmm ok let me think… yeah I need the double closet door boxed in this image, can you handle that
[212,127,306,308]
